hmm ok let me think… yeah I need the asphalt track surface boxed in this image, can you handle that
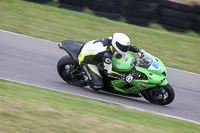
[0,30,200,124]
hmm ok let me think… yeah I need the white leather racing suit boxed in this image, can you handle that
[78,37,138,90]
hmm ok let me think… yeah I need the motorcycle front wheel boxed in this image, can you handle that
[57,55,87,87]
[141,83,175,105]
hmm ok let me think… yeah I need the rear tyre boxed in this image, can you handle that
[57,55,87,86]
[141,83,175,105]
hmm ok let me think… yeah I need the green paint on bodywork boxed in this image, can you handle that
[159,79,168,86]
[112,52,134,72]
[111,51,168,94]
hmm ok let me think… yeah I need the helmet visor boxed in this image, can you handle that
[116,41,130,52]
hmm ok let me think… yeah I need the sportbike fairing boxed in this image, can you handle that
[111,50,168,94]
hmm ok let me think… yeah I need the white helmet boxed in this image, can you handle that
[112,33,130,55]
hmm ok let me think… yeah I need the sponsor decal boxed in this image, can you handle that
[138,84,148,88]
[152,60,159,69]
[122,53,126,62]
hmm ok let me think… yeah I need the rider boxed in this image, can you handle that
[78,33,140,91]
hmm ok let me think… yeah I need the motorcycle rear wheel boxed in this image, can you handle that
[57,55,87,86]
[141,83,175,105]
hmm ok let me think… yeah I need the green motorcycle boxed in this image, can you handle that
[57,40,175,105]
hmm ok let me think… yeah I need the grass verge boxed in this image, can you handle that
[0,79,200,133]
[0,0,200,74]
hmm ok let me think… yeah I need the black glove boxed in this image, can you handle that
[133,46,140,53]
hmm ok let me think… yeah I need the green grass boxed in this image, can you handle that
[0,79,199,133]
[171,0,200,5]
[0,0,200,74]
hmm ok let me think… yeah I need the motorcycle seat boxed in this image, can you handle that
[61,40,85,62]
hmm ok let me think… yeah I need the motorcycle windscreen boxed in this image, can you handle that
[136,52,161,70]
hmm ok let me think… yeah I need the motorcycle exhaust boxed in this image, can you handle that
[58,43,64,49]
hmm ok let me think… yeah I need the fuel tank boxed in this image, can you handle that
[112,52,135,72]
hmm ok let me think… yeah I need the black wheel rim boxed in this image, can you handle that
[143,86,169,104]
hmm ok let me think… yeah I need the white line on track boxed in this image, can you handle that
[1,77,199,125]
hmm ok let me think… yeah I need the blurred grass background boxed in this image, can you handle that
[171,0,200,5]
[0,1,200,132]
[0,79,199,133]
[0,0,200,74]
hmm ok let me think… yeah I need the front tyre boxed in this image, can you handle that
[141,83,175,105]
[57,55,87,87]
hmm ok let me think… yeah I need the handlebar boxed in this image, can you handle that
[139,51,144,59]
